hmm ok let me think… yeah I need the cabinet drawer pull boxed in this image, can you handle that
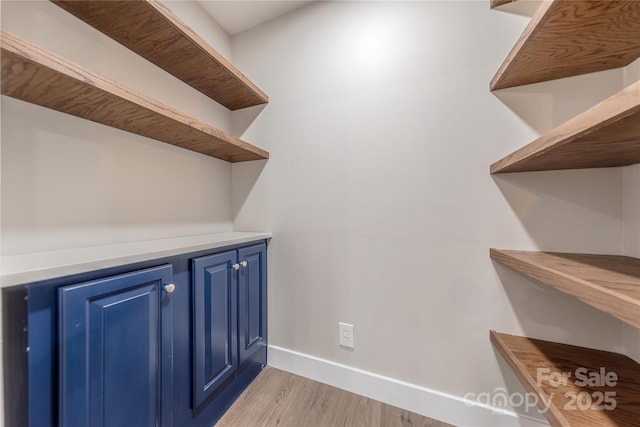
[240,261,248,268]
[231,263,240,271]
[164,283,176,293]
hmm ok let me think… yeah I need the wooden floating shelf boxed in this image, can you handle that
[490,249,640,329]
[490,331,640,427]
[51,0,268,111]
[491,81,640,173]
[491,0,640,90]
[0,31,268,163]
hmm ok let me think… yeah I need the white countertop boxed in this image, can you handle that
[0,232,272,287]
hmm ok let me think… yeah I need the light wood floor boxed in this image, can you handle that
[215,367,454,427]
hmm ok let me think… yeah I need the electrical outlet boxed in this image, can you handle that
[339,322,354,348]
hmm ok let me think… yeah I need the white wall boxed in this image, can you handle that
[231,1,631,424]
[1,0,235,255]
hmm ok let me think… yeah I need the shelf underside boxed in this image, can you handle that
[490,0,516,8]
[491,331,640,427]
[1,31,268,162]
[491,0,640,90]
[51,0,268,110]
[491,81,640,173]
[490,249,640,329]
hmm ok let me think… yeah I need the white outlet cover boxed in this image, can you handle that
[339,322,354,348]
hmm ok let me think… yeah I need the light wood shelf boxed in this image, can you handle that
[490,249,640,329]
[490,81,640,173]
[51,0,268,111]
[490,331,640,427]
[1,31,268,163]
[491,0,640,90]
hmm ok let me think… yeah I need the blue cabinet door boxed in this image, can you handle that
[238,243,267,367]
[192,251,238,409]
[58,265,174,427]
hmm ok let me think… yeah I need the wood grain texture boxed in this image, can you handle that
[491,0,640,90]
[490,331,640,427]
[491,81,640,173]
[51,0,268,110]
[216,367,453,427]
[490,249,640,329]
[1,31,268,162]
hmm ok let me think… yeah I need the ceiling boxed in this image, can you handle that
[197,1,315,36]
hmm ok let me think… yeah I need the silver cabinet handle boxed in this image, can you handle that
[164,283,176,293]
[240,261,248,268]
[232,263,240,271]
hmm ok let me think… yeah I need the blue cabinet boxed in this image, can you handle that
[192,251,238,408]
[58,265,174,427]
[17,239,267,427]
[237,244,267,367]
[191,243,267,410]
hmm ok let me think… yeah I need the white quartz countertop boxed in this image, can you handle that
[0,232,272,287]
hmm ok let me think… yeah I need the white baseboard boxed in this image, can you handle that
[268,345,549,427]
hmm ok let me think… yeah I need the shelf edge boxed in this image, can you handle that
[142,0,269,108]
[490,249,640,328]
[490,0,555,90]
[51,0,268,110]
[490,331,570,427]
